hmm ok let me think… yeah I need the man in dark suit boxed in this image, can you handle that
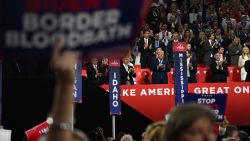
[204,33,217,67]
[239,27,250,45]
[210,52,229,83]
[120,56,136,85]
[217,46,229,66]
[152,33,165,57]
[150,51,171,84]
[244,60,250,82]
[166,32,180,67]
[187,51,197,83]
[138,29,153,68]
[86,58,103,85]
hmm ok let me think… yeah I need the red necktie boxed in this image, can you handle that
[94,65,98,74]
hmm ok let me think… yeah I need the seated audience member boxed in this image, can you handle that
[138,29,153,68]
[244,60,250,82]
[238,46,250,81]
[120,56,136,85]
[150,51,171,84]
[165,104,216,141]
[187,51,197,83]
[228,37,242,67]
[144,121,166,141]
[86,58,103,85]
[238,131,249,141]
[210,52,229,82]
[223,125,240,141]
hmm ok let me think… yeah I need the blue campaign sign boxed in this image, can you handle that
[109,58,121,115]
[173,42,188,104]
[73,63,82,103]
[185,94,228,123]
[1,0,151,59]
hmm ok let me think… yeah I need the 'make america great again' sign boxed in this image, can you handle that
[1,0,151,58]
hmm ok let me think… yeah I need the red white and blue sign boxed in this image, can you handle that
[173,42,188,104]
[25,121,50,141]
[73,63,82,103]
[1,0,151,59]
[109,58,121,115]
[185,93,228,123]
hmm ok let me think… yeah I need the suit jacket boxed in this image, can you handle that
[166,40,177,68]
[138,37,154,68]
[152,40,166,52]
[244,60,250,82]
[120,64,136,85]
[86,64,103,85]
[188,58,197,83]
[210,60,229,82]
[203,40,213,66]
[150,58,171,84]
[138,38,154,54]
[240,33,250,45]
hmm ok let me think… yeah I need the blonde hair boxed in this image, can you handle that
[144,121,166,141]
[242,46,250,59]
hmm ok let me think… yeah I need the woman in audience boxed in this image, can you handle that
[183,30,195,52]
[196,32,207,65]
[238,46,250,81]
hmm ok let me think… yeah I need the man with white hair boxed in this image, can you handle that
[120,134,133,141]
[150,51,171,84]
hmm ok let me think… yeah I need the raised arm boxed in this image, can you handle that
[46,40,78,141]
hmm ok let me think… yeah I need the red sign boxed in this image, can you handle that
[25,121,50,141]
[109,58,120,67]
[102,82,250,125]
[173,42,186,52]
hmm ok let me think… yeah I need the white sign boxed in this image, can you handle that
[0,129,12,141]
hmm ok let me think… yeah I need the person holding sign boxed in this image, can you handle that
[210,52,229,82]
[150,51,171,84]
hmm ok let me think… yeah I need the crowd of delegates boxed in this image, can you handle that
[85,0,250,84]
[38,37,250,141]
[135,0,250,82]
